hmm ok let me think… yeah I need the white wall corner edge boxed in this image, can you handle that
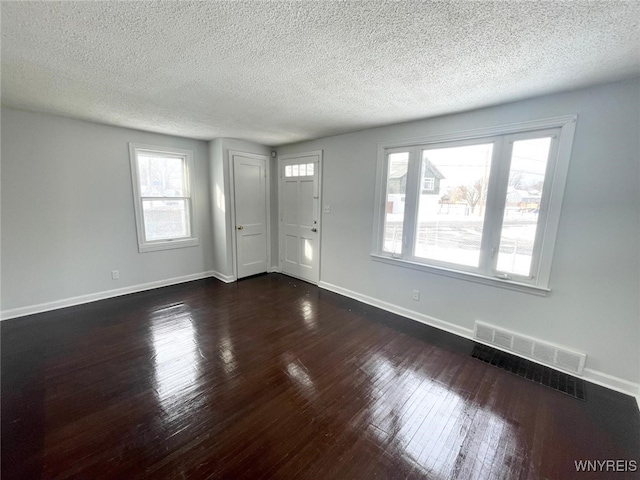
[1,271,219,321]
[317,280,640,400]
[267,266,282,274]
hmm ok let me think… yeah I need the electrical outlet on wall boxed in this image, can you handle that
[412,289,420,301]
[111,270,120,280]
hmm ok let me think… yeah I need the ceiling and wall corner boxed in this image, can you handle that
[1,1,639,146]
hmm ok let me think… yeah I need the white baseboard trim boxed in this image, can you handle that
[1,271,217,321]
[211,270,236,283]
[3,275,638,399]
[268,266,282,274]
[582,368,640,399]
[318,281,472,340]
[318,280,640,399]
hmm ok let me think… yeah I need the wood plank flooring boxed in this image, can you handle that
[2,274,639,479]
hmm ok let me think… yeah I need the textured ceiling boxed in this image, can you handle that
[2,1,639,146]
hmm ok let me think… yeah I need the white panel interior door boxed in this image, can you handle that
[279,152,321,284]
[233,153,268,279]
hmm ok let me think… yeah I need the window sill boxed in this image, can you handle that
[138,238,199,253]
[370,253,550,296]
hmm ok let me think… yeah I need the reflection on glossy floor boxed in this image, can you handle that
[2,274,639,479]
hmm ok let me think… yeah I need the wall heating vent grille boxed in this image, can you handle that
[473,321,586,375]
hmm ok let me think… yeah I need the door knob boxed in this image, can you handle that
[311,228,317,232]
[237,225,244,230]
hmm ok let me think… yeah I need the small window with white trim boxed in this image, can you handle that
[129,143,198,253]
[372,115,577,293]
[422,177,435,193]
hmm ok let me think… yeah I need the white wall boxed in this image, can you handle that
[277,78,640,387]
[1,108,214,313]
[208,138,273,280]
[209,138,230,279]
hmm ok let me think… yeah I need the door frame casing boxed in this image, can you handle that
[229,150,271,281]
[277,150,323,284]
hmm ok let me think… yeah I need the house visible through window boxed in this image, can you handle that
[129,144,198,252]
[373,116,577,292]
[383,151,409,254]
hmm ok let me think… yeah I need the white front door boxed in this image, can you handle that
[279,151,322,284]
[232,152,269,279]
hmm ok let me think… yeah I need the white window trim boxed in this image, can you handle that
[371,115,577,295]
[129,143,199,253]
[422,177,435,192]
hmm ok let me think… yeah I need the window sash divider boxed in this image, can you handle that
[482,136,513,276]
[140,196,190,201]
[402,147,421,257]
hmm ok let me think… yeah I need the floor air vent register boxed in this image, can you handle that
[471,344,586,401]
[473,321,587,375]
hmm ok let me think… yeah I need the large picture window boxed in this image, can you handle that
[372,116,577,293]
[129,144,198,252]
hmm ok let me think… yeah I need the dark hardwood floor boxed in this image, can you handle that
[2,274,639,479]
